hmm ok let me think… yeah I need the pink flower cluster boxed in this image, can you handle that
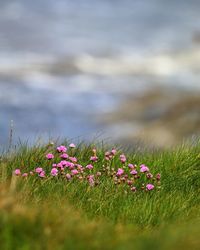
[105,148,117,161]
[13,145,161,193]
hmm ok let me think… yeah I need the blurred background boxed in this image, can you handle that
[0,0,200,149]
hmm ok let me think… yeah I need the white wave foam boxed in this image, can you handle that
[1,48,200,91]
[75,49,200,77]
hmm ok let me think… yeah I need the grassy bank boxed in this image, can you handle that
[0,141,199,250]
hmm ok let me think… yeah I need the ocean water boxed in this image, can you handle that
[0,0,200,146]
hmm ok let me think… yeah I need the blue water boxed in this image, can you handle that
[0,0,200,146]
[1,0,200,55]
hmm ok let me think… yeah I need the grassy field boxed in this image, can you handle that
[0,140,199,250]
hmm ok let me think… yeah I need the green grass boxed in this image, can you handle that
[0,141,199,250]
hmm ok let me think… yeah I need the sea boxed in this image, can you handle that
[0,0,200,147]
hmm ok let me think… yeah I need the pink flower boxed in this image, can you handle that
[105,156,110,161]
[130,170,138,175]
[131,186,137,192]
[90,156,98,162]
[71,169,79,175]
[127,180,133,186]
[105,151,111,161]
[120,154,126,163]
[14,169,21,176]
[96,171,101,176]
[92,148,97,154]
[146,173,153,179]
[58,161,66,167]
[140,165,149,173]
[46,153,54,160]
[62,161,74,168]
[69,164,75,170]
[76,164,84,172]
[60,153,69,159]
[146,184,154,191]
[105,152,110,157]
[69,143,76,148]
[52,163,57,167]
[128,164,135,169]
[51,168,58,176]
[57,162,64,170]
[29,171,34,176]
[35,167,43,173]
[57,145,67,153]
[39,171,45,178]
[69,157,77,163]
[76,164,83,169]
[156,173,161,181]
[66,173,72,180]
[111,149,117,155]
[116,168,124,176]
[22,173,28,177]
[58,160,73,169]
[88,175,95,186]
[86,164,94,170]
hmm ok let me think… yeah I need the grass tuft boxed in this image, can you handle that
[0,140,199,249]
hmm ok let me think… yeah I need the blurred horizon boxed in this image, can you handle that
[0,0,200,148]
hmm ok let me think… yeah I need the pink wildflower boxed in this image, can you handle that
[90,156,98,162]
[57,163,64,170]
[140,165,149,173]
[63,161,74,168]
[14,169,21,176]
[39,171,45,178]
[130,169,138,175]
[51,168,58,176]
[69,164,75,170]
[60,153,69,159]
[71,169,79,175]
[76,164,83,169]
[76,164,84,172]
[131,187,137,192]
[146,184,154,191]
[120,154,126,163]
[57,145,67,153]
[58,161,66,167]
[57,162,62,167]
[86,164,94,170]
[46,153,54,160]
[116,168,124,176]
[105,156,110,161]
[92,148,97,155]
[146,173,153,179]
[128,164,135,169]
[29,171,34,176]
[105,152,110,157]
[96,171,101,176]
[52,163,57,167]
[156,173,161,181]
[66,173,72,180]
[69,157,77,163]
[127,180,133,186]
[22,173,28,177]
[111,148,117,155]
[88,175,95,186]
[105,151,111,161]
[35,167,43,173]
[69,143,76,148]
